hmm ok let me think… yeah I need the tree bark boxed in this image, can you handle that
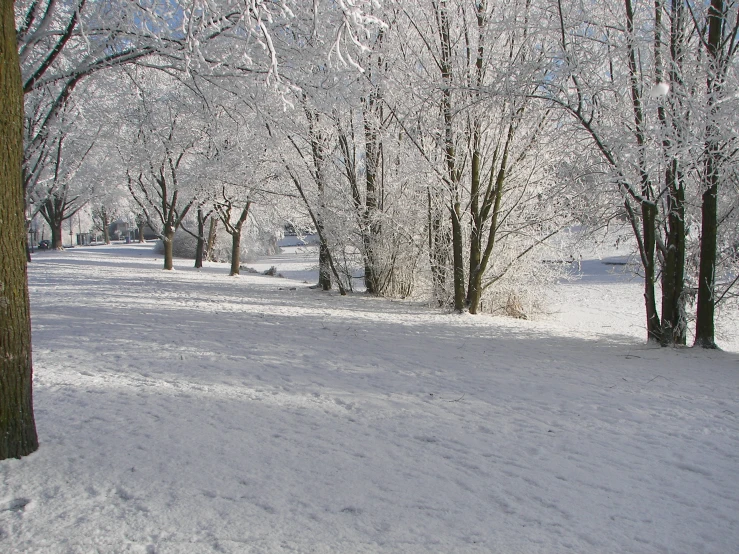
[362,69,383,294]
[39,194,66,248]
[437,0,465,312]
[230,231,242,275]
[163,227,175,270]
[0,0,39,460]
[194,208,206,269]
[101,207,111,244]
[695,149,719,348]
[625,0,662,343]
[694,0,724,349]
[657,0,687,345]
[227,202,250,276]
[206,217,218,261]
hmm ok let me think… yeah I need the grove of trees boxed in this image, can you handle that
[2,0,738,459]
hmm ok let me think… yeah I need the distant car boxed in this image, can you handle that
[37,240,51,250]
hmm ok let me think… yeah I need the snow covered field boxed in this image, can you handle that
[2,243,738,553]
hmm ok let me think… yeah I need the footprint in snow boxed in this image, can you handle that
[1,498,32,513]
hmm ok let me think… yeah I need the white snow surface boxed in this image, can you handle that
[2,243,738,553]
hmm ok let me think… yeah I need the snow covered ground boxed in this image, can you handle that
[2,243,738,553]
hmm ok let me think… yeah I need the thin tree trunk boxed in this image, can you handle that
[194,208,206,269]
[428,188,449,306]
[641,203,662,342]
[0,0,39,459]
[362,50,384,295]
[437,0,465,312]
[626,0,662,343]
[694,0,724,349]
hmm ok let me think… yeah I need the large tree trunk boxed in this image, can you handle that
[230,231,242,276]
[206,217,218,261]
[162,227,175,270]
[51,216,63,248]
[40,195,65,248]
[695,152,719,348]
[657,0,687,346]
[660,161,686,345]
[0,0,39,460]
[318,238,332,290]
[101,208,111,244]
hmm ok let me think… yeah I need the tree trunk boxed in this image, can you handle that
[451,200,466,312]
[206,217,218,261]
[318,238,332,290]
[102,209,111,244]
[230,231,241,276]
[428,188,449,306]
[0,0,39,459]
[467,128,483,313]
[625,0,662,343]
[40,196,66,249]
[229,202,251,276]
[695,154,719,348]
[194,208,206,269]
[163,227,175,270]
[660,161,686,345]
[363,87,382,295]
[658,0,687,346]
[641,203,662,342]
[437,0,465,312]
[694,0,724,349]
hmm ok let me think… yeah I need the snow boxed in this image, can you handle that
[2,243,738,553]
[649,82,670,98]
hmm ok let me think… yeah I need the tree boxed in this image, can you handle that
[191,206,213,268]
[389,0,567,314]
[120,69,205,270]
[544,0,693,344]
[692,0,739,348]
[214,188,253,276]
[91,205,112,244]
[1,0,38,460]
[32,126,93,248]
[543,0,738,346]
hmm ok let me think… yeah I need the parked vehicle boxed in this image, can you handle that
[37,240,51,250]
